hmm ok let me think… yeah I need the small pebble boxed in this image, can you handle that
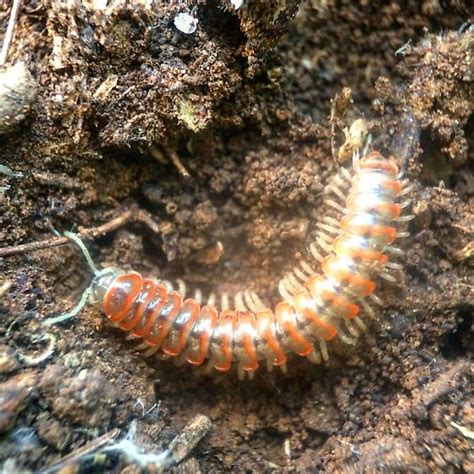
[0,62,37,134]
[174,13,198,35]
[230,0,244,9]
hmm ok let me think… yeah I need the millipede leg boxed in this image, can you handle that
[325,198,346,213]
[159,279,174,292]
[386,261,403,271]
[135,342,149,351]
[317,223,340,235]
[234,291,247,312]
[176,278,186,297]
[340,166,353,182]
[221,293,230,311]
[193,288,203,305]
[326,184,346,201]
[309,242,325,262]
[278,280,295,304]
[400,185,415,196]
[322,216,341,227]
[316,235,334,253]
[335,325,357,346]
[369,293,383,306]
[207,292,216,307]
[344,319,360,338]
[384,245,404,257]
[380,270,397,282]
[299,260,316,277]
[244,290,268,312]
[319,339,329,362]
[359,298,376,318]
[354,316,367,331]
[287,274,304,293]
[306,349,321,364]
[293,267,309,283]
[142,345,161,358]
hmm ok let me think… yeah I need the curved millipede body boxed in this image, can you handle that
[75,151,413,380]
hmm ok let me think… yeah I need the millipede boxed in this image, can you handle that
[44,150,414,380]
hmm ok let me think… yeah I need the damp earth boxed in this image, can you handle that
[0,1,473,473]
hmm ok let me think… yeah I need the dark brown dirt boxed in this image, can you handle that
[0,1,472,473]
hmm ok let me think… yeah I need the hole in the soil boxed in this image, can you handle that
[418,131,454,186]
[441,305,472,358]
[450,114,474,201]
[199,0,246,51]
[449,161,474,201]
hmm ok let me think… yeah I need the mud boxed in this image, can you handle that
[0,1,472,473]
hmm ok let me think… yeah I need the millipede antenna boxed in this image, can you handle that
[42,232,102,325]
[64,231,99,275]
[43,286,93,326]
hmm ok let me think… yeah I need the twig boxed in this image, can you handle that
[167,147,190,179]
[42,428,121,474]
[0,207,162,257]
[0,210,133,257]
[32,170,82,190]
[101,415,211,469]
[166,414,212,464]
[0,0,22,66]
[152,144,190,179]
[136,208,161,234]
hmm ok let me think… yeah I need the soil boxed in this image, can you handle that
[0,1,473,473]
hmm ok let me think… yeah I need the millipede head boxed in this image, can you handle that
[91,267,126,308]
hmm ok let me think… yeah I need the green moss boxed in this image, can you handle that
[178,99,208,133]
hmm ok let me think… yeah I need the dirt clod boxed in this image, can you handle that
[40,364,117,427]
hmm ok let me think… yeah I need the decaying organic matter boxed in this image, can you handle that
[0,1,472,472]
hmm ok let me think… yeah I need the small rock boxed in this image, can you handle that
[229,0,244,10]
[174,13,198,35]
[0,63,37,134]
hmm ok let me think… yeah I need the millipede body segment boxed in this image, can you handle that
[77,151,412,380]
